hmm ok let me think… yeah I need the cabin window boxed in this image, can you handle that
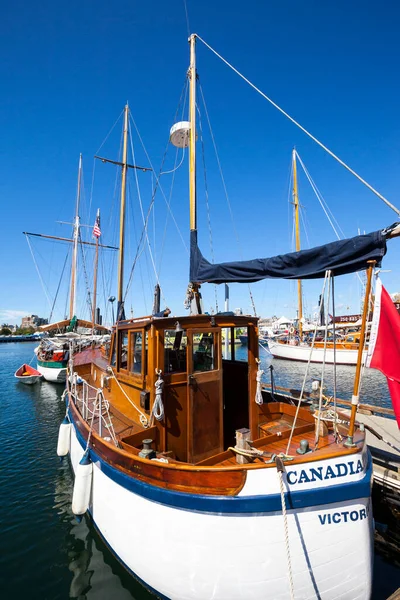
[164,329,187,373]
[221,328,233,360]
[119,331,129,370]
[235,327,248,362]
[110,339,116,367]
[130,331,143,375]
[193,332,215,372]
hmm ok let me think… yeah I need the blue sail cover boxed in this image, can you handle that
[190,229,387,283]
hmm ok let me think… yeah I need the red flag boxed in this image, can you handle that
[93,209,101,238]
[366,278,400,427]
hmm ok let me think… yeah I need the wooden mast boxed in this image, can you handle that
[117,104,129,320]
[189,35,197,233]
[293,149,303,338]
[345,261,375,446]
[92,209,100,329]
[188,34,202,314]
[69,153,82,319]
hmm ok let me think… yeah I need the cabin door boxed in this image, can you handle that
[187,329,223,463]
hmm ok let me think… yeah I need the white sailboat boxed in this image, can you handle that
[268,150,366,366]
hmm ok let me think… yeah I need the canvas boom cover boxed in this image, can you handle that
[190,229,387,284]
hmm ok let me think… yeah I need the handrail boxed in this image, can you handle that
[262,383,395,418]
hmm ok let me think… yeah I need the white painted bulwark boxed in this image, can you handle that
[69,424,373,600]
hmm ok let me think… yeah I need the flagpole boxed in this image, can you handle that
[92,209,100,331]
[345,260,375,446]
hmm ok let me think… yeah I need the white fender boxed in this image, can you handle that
[72,450,93,515]
[57,417,71,457]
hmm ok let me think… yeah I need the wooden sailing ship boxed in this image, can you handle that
[58,34,400,599]
[25,157,113,382]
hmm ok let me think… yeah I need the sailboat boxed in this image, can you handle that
[58,35,400,599]
[26,156,113,382]
[268,150,368,366]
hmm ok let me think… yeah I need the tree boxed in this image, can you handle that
[0,327,12,335]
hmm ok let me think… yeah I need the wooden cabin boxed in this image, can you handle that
[74,313,298,465]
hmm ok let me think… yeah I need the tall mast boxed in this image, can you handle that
[293,149,303,338]
[92,208,100,329]
[69,153,82,319]
[189,34,197,232]
[188,34,202,314]
[117,104,129,320]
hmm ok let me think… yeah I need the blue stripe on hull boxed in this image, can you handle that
[70,411,372,515]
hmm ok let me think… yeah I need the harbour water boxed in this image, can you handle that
[1,343,399,599]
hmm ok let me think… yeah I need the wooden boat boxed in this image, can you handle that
[14,363,42,385]
[25,157,114,382]
[59,35,400,599]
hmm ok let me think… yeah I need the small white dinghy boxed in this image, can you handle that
[14,363,42,385]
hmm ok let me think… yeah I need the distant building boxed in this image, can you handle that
[21,315,48,329]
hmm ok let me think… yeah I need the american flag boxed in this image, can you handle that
[93,210,101,238]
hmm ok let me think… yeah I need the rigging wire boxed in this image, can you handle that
[130,113,189,254]
[198,81,257,316]
[25,235,54,313]
[296,150,364,288]
[78,232,93,317]
[195,34,400,217]
[49,250,70,323]
[158,79,190,277]
[95,108,125,157]
[296,151,344,240]
[197,103,219,313]
[183,0,191,38]
[128,125,167,306]
[123,83,190,304]
[127,175,151,316]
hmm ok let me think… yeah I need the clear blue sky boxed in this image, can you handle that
[1,0,399,325]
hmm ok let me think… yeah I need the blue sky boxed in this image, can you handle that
[1,0,399,325]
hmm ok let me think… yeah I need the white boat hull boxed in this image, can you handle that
[69,420,373,600]
[37,363,67,382]
[15,375,41,385]
[268,340,366,365]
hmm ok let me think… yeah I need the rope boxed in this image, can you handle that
[255,358,264,405]
[196,34,400,218]
[285,271,330,455]
[276,456,295,600]
[109,367,149,427]
[315,271,332,447]
[331,276,338,438]
[151,369,165,423]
